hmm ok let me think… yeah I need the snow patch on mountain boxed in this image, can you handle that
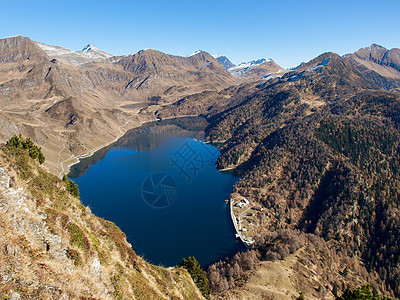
[35,42,75,56]
[228,58,272,76]
[188,50,202,57]
[304,58,331,73]
[263,69,285,80]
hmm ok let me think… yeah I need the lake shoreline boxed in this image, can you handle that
[71,122,244,267]
[61,114,204,178]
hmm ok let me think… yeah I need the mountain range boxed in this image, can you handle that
[0,35,291,176]
[1,34,400,299]
[0,36,237,175]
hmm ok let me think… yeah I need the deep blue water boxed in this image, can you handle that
[69,121,244,267]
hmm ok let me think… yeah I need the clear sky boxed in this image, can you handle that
[1,0,399,68]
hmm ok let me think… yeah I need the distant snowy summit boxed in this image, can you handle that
[35,41,112,65]
[212,54,236,69]
[228,58,272,77]
[81,44,112,60]
[211,54,285,79]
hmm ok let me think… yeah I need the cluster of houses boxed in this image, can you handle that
[233,197,256,246]
[231,197,258,247]
[234,198,249,208]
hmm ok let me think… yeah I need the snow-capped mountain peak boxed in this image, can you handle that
[212,54,236,70]
[81,44,94,53]
[230,58,271,70]
[228,58,272,76]
[81,44,112,59]
[225,57,285,79]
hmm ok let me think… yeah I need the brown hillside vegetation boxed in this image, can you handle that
[0,144,204,299]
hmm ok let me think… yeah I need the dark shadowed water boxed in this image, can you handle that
[69,118,244,267]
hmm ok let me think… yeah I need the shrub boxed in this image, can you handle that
[6,134,45,164]
[63,175,80,198]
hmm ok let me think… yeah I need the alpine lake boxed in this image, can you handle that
[69,117,245,267]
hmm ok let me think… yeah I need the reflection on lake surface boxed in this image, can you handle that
[69,117,244,267]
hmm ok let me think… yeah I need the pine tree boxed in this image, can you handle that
[179,256,211,299]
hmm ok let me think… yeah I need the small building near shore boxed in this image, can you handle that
[235,202,246,208]
[235,198,249,208]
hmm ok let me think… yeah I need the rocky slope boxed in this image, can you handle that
[157,50,400,299]
[0,144,204,299]
[0,35,47,63]
[113,49,235,101]
[345,44,400,92]
[350,43,400,73]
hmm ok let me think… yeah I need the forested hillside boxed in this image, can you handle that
[158,52,400,298]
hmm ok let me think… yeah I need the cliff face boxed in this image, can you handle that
[0,36,47,63]
[351,44,400,73]
[0,146,204,299]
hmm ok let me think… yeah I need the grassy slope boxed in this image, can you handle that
[0,145,204,299]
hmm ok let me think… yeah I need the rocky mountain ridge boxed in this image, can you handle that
[349,43,400,72]
[227,57,285,79]
[0,35,238,176]
[0,35,47,63]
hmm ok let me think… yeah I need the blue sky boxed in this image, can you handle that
[1,0,399,68]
